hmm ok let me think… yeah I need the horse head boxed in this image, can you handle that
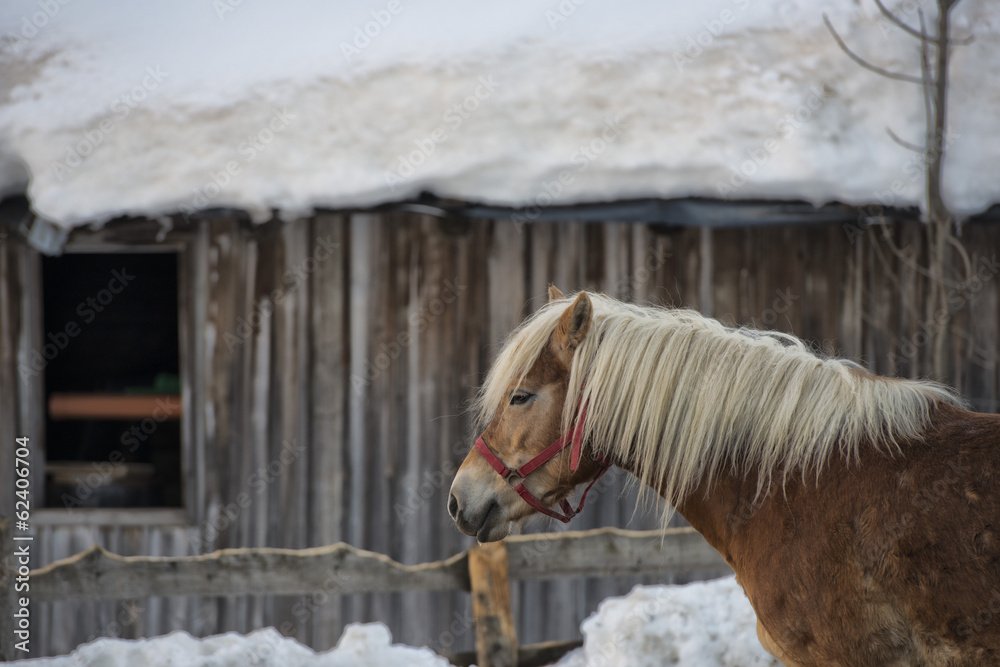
[448,287,610,542]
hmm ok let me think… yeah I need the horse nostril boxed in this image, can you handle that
[448,493,460,519]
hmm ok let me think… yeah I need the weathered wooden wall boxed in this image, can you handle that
[2,214,998,658]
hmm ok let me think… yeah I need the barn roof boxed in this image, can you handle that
[1,0,998,239]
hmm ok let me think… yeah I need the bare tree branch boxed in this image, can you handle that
[926,4,953,225]
[947,234,973,284]
[827,0,967,379]
[919,10,936,172]
[874,0,940,43]
[823,15,924,84]
[886,127,924,153]
[873,223,964,288]
[866,227,923,323]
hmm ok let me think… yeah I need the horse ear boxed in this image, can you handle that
[548,285,565,302]
[554,291,592,357]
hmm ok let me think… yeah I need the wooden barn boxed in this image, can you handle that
[2,198,999,657]
[1,0,999,661]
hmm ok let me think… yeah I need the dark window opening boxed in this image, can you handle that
[41,252,182,508]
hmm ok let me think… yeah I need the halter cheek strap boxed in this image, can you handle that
[473,404,612,523]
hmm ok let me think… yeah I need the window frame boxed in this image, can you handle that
[29,225,202,527]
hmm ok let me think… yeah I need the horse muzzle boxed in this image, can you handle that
[448,473,511,542]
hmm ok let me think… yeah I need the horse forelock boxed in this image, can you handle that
[475,292,965,525]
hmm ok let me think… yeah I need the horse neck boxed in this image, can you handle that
[673,473,746,558]
[616,453,746,559]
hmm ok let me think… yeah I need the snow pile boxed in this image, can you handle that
[1,0,998,230]
[20,622,454,667]
[20,579,777,666]
[554,576,779,667]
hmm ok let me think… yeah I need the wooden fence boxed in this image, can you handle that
[0,518,730,665]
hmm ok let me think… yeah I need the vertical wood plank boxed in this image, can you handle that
[308,214,348,649]
[489,223,528,347]
[180,226,207,527]
[698,227,714,318]
[346,214,374,628]
[0,236,20,567]
[0,517,15,661]
[19,247,45,515]
[469,542,517,667]
[711,227,741,327]
[963,224,999,412]
[839,227,864,362]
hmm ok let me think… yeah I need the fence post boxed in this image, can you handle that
[1,516,16,661]
[468,541,517,667]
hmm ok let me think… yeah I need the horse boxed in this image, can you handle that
[448,287,1000,666]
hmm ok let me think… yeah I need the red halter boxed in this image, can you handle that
[474,403,612,523]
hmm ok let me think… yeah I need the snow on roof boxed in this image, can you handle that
[0,0,997,231]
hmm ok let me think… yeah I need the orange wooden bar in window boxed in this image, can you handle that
[48,394,183,420]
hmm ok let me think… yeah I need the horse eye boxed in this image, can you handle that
[509,392,532,406]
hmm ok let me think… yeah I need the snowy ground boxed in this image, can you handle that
[1,1,998,231]
[556,576,779,667]
[17,623,455,667]
[17,576,774,667]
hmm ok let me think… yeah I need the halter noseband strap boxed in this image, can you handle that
[473,404,611,523]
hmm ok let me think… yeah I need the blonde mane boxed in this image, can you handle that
[474,292,963,515]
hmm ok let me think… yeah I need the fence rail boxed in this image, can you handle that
[0,520,731,665]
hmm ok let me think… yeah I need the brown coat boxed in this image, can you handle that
[666,403,1000,666]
